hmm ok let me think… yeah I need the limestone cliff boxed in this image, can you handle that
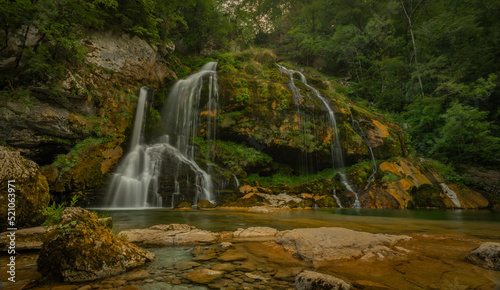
[0,31,177,205]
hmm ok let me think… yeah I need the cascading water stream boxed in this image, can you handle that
[277,64,361,208]
[104,63,219,208]
[105,87,163,208]
[350,112,378,189]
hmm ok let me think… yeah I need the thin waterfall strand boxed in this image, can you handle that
[277,64,361,208]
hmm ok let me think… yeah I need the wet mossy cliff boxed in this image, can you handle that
[0,36,492,216]
[196,49,490,209]
[0,31,177,212]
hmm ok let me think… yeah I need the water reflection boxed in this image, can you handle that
[90,208,500,240]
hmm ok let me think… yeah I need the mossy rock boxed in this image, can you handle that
[316,196,338,208]
[37,207,154,282]
[220,193,265,207]
[175,200,193,209]
[0,146,50,229]
[197,199,216,209]
[407,184,446,209]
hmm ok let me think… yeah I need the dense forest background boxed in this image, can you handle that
[1,0,499,170]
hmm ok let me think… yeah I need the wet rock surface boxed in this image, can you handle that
[466,242,500,270]
[118,224,220,247]
[3,225,500,290]
[277,227,411,265]
[296,270,352,290]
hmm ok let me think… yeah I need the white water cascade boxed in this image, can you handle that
[440,183,461,208]
[105,63,219,208]
[350,112,378,189]
[277,64,361,208]
[105,87,163,208]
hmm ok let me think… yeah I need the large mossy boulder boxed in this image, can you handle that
[37,207,154,282]
[0,146,50,230]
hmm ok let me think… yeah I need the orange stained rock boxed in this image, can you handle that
[379,160,440,208]
[366,119,390,147]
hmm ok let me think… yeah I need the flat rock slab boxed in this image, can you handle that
[277,227,411,265]
[218,252,247,262]
[118,224,219,247]
[183,269,224,284]
[233,227,279,239]
[466,242,500,271]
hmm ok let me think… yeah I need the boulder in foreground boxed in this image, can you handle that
[37,207,154,282]
[296,270,352,290]
[466,242,500,271]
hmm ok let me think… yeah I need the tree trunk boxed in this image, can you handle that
[400,0,425,97]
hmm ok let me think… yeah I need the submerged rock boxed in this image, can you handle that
[183,268,224,284]
[277,227,410,265]
[37,207,154,282]
[295,270,352,290]
[466,242,500,271]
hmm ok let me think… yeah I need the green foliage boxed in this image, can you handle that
[40,195,79,226]
[381,172,402,184]
[433,102,499,165]
[194,138,272,174]
[247,168,338,187]
[407,184,445,209]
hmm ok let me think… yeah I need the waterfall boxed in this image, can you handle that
[350,112,378,189]
[277,64,361,208]
[440,183,461,208]
[129,88,148,150]
[105,88,163,208]
[104,63,219,208]
[161,61,219,205]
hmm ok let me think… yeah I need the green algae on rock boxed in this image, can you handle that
[37,207,154,282]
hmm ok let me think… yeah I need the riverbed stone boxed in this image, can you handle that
[274,267,304,281]
[192,245,220,261]
[175,261,202,270]
[37,207,154,282]
[218,251,247,262]
[235,262,257,272]
[233,226,279,239]
[277,227,410,265]
[118,224,219,247]
[295,270,352,290]
[211,263,236,272]
[465,242,500,271]
[183,268,224,284]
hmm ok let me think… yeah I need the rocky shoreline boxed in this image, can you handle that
[1,207,499,289]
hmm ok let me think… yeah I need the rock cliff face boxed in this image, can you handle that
[0,31,177,205]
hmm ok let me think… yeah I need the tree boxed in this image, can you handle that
[433,102,499,165]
